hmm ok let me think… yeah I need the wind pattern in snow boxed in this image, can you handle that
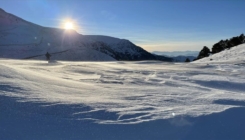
[1,59,245,124]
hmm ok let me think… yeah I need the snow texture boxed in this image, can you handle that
[1,59,245,125]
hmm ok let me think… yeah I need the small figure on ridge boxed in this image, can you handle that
[45,52,51,60]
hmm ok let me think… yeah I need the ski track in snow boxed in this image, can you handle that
[0,59,245,124]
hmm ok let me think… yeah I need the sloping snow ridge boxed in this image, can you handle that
[194,44,245,64]
[1,59,245,124]
[0,8,162,61]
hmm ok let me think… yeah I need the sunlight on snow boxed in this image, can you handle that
[0,60,245,124]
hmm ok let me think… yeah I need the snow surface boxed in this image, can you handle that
[1,59,245,125]
[194,44,245,63]
[1,59,245,139]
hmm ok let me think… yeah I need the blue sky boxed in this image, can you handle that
[0,0,245,52]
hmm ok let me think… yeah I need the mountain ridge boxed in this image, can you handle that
[0,8,172,61]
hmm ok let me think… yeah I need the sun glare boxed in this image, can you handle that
[64,22,74,30]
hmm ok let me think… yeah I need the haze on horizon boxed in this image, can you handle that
[0,0,244,52]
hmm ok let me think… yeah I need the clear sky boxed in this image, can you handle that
[0,0,245,52]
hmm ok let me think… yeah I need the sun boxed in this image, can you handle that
[64,22,74,30]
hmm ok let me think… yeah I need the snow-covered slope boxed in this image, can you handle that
[194,44,245,63]
[0,8,167,61]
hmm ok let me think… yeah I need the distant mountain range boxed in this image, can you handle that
[152,51,198,62]
[0,8,172,62]
[152,51,199,57]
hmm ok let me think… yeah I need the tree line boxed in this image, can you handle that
[194,33,245,61]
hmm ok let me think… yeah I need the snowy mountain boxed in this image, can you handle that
[0,8,171,61]
[194,44,245,63]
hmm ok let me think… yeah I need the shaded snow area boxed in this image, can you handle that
[195,44,245,63]
[1,59,245,139]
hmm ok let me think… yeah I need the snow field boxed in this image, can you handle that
[1,59,245,124]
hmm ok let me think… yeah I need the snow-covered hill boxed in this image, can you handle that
[0,8,170,61]
[194,44,245,63]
